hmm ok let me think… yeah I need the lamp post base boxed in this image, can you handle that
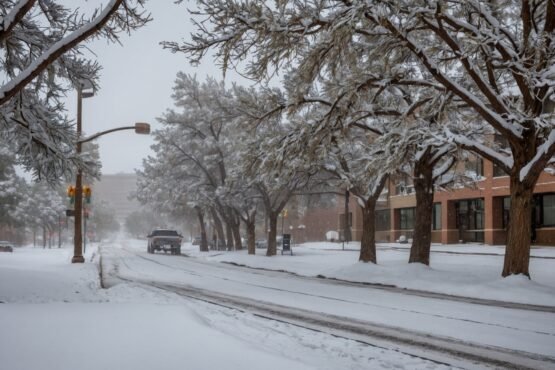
[71,255,85,263]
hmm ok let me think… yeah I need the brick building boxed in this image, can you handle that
[266,194,340,243]
[290,206,339,243]
[338,159,555,246]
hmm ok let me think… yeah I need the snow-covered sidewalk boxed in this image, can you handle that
[183,241,555,307]
[0,246,312,370]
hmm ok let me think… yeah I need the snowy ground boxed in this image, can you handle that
[184,241,555,306]
[1,240,555,369]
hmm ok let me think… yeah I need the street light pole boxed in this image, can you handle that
[72,86,86,263]
[69,106,150,262]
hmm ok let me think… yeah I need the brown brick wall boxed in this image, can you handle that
[333,160,555,246]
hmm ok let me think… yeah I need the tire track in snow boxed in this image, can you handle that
[114,275,555,370]
[100,246,555,369]
[112,247,555,338]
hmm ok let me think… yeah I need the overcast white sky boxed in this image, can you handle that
[65,1,249,175]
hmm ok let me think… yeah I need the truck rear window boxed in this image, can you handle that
[151,230,179,236]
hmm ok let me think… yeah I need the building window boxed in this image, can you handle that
[493,164,508,177]
[395,174,414,195]
[503,197,510,229]
[432,203,442,230]
[375,209,390,231]
[503,194,555,229]
[456,198,485,242]
[399,207,416,230]
[542,194,555,226]
[465,155,484,177]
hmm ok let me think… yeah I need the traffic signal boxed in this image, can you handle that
[83,186,92,204]
[67,186,75,204]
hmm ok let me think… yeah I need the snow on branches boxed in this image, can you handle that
[0,0,151,182]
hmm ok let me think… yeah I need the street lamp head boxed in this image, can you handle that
[79,80,95,98]
[134,122,151,135]
[81,90,94,98]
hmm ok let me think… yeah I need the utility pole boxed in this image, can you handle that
[72,86,86,263]
[70,82,150,263]
[83,206,87,254]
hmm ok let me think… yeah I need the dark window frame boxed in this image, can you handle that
[150,229,179,237]
[504,193,555,229]
[432,203,442,230]
[502,196,510,229]
[399,207,416,230]
[493,164,508,177]
[375,209,390,231]
[540,193,555,227]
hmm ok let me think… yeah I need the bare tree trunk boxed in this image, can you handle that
[226,210,242,250]
[211,209,225,250]
[33,228,36,247]
[359,198,377,263]
[267,212,278,256]
[502,130,546,277]
[195,207,209,252]
[225,219,234,250]
[42,226,46,249]
[58,215,62,248]
[246,219,256,255]
[48,227,52,249]
[232,217,242,250]
[264,213,268,236]
[503,178,534,277]
[409,156,434,265]
[357,176,388,263]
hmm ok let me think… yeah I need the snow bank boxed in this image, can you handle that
[183,241,555,306]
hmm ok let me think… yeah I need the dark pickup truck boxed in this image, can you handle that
[147,229,183,255]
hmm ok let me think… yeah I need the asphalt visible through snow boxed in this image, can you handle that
[99,242,555,370]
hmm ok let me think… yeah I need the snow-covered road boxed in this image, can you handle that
[102,239,555,369]
[3,239,555,369]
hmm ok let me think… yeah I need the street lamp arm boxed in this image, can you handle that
[78,122,150,144]
[79,126,135,144]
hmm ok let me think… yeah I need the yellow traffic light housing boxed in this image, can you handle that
[83,185,92,204]
[67,185,75,204]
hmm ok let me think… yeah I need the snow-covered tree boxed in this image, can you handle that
[231,84,326,256]
[136,74,241,250]
[88,200,119,241]
[15,182,65,247]
[0,0,150,182]
[170,0,555,277]
[124,209,160,238]
[221,159,261,254]
[0,145,26,232]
